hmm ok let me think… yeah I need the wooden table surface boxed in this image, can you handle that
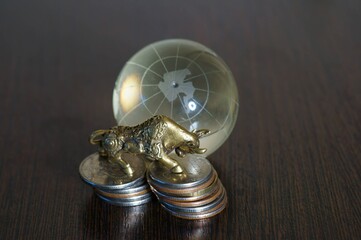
[1,0,360,239]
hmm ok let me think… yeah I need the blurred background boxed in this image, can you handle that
[0,0,360,239]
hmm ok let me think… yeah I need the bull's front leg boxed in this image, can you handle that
[153,143,183,173]
[111,152,134,176]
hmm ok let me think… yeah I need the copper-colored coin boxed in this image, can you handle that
[161,191,228,220]
[97,190,153,202]
[161,187,225,213]
[191,184,227,215]
[162,181,223,207]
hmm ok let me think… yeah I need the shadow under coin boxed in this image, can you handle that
[82,193,152,239]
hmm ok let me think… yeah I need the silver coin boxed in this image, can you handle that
[79,152,146,190]
[160,187,225,213]
[104,181,149,194]
[97,194,153,207]
[95,187,152,200]
[94,187,152,199]
[150,185,217,202]
[96,191,153,202]
[147,155,213,189]
[102,179,147,193]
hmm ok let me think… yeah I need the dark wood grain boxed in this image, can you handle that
[1,0,360,239]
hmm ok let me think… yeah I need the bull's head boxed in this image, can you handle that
[89,129,123,158]
[175,129,210,157]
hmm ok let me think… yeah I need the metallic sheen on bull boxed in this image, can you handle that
[89,115,210,175]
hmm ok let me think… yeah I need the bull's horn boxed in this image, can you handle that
[89,129,108,144]
[195,148,207,154]
[195,129,210,138]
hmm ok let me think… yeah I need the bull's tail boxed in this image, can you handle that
[89,129,109,144]
[192,129,210,138]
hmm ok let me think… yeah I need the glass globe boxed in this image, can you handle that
[113,39,238,156]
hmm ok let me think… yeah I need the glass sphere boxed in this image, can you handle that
[113,39,238,156]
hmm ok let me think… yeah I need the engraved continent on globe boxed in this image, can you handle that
[158,69,196,112]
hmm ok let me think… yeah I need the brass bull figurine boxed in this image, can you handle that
[89,115,209,175]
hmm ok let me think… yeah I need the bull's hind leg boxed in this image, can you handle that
[112,152,134,176]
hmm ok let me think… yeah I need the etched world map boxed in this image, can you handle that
[158,69,195,111]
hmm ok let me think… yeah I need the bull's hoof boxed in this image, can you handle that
[123,165,134,176]
[171,165,183,174]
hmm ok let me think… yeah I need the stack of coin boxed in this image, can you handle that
[79,153,153,206]
[147,155,227,219]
